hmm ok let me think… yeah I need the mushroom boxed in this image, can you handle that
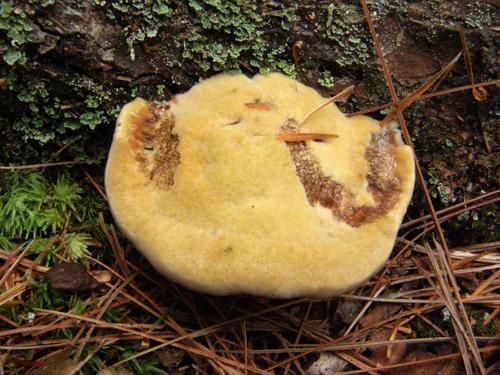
[105,73,415,298]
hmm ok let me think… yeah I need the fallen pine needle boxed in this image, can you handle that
[245,102,273,110]
[0,160,91,170]
[299,85,355,127]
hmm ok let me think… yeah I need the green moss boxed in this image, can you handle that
[0,171,105,262]
[0,172,79,240]
[442,306,497,337]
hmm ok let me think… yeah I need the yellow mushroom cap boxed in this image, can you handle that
[105,73,415,298]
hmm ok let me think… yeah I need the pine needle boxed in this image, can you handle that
[298,85,355,127]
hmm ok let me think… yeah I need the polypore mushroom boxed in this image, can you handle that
[105,73,415,298]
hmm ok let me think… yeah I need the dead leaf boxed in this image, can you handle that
[46,263,100,292]
[368,328,407,365]
[335,299,363,325]
[359,304,400,328]
[26,349,79,375]
[306,353,348,375]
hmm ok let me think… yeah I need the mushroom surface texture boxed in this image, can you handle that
[105,73,415,298]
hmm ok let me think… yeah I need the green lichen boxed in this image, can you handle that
[94,0,173,60]
[167,0,297,75]
[0,0,58,65]
[453,209,499,243]
[318,70,335,88]
[0,1,33,65]
[1,72,125,154]
[324,3,370,67]
[367,0,494,31]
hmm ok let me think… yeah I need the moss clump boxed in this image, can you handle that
[0,170,106,261]
[441,306,497,337]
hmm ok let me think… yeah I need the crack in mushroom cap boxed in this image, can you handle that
[105,73,415,298]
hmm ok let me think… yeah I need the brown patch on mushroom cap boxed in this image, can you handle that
[127,103,180,188]
[283,119,401,227]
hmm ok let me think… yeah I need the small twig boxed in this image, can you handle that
[0,160,91,170]
[291,40,304,72]
[283,302,312,375]
[0,242,32,289]
[401,189,500,228]
[50,138,79,161]
[458,27,488,101]
[69,341,111,375]
[82,169,108,202]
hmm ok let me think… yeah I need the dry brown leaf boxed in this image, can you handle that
[335,299,363,325]
[26,349,79,375]
[368,328,407,365]
[91,270,112,284]
[359,304,400,328]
